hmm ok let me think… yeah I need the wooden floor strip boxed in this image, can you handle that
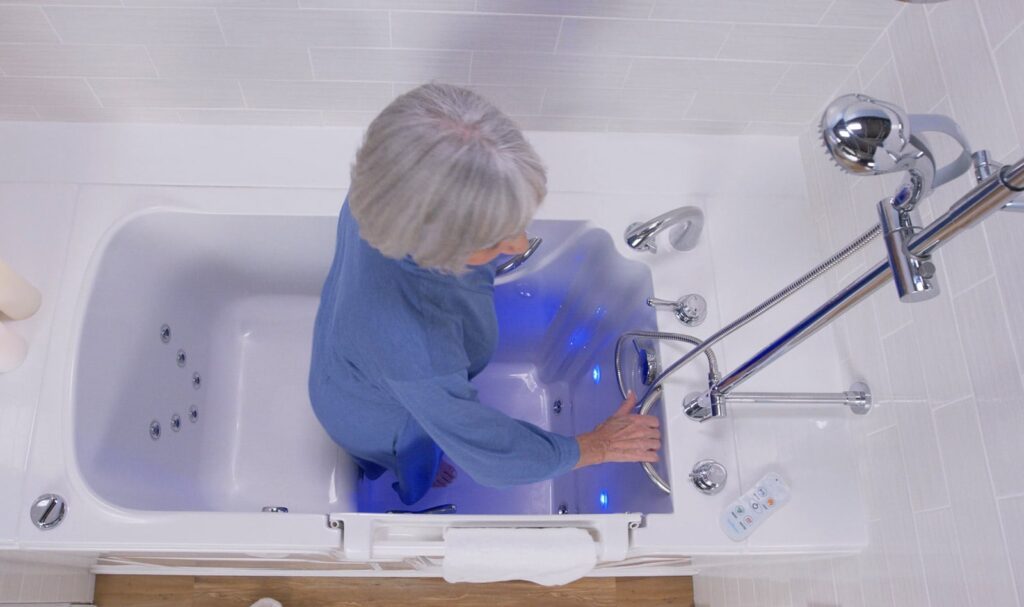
[94,575,694,607]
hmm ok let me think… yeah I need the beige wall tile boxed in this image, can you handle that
[606,118,748,135]
[302,0,473,9]
[819,0,903,28]
[933,398,1019,607]
[953,278,1024,497]
[888,8,945,113]
[470,51,630,87]
[124,0,299,6]
[0,106,38,121]
[512,115,607,132]
[34,106,182,122]
[466,85,545,115]
[241,80,392,110]
[0,6,60,44]
[773,63,853,98]
[178,108,324,125]
[43,6,225,45]
[0,77,100,107]
[719,24,879,65]
[998,495,1024,607]
[626,58,788,93]
[88,78,245,108]
[321,109,376,125]
[557,17,732,58]
[686,92,822,123]
[478,0,654,18]
[218,8,388,47]
[928,1,1019,159]
[857,31,893,87]
[0,44,157,78]
[148,46,313,80]
[973,0,1024,49]
[650,0,828,25]
[391,12,561,52]
[914,508,971,607]
[993,26,1024,151]
[743,122,805,135]
[311,48,470,82]
[542,87,692,120]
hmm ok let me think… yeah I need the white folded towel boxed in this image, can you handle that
[442,527,598,586]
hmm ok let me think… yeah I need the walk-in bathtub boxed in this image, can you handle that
[72,209,674,523]
[17,188,864,571]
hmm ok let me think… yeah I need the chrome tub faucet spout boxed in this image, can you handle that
[625,205,704,253]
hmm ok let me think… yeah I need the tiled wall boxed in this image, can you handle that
[694,1,1024,605]
[0,0,901,133]
[0,556,94,605]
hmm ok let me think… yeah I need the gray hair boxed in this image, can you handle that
[348,83,547,274]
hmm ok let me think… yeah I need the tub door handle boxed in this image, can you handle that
[637,386,671,495]
[495,238,542,277]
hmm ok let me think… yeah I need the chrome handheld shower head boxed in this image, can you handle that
[821,92,973,305]
[821,93,913,177]
[820,93,972,207]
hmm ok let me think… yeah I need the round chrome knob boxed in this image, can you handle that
[30,494,67,530]
[677,294,707,326]
[689,460,727,495]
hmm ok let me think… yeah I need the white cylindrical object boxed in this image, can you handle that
[0,321,28,373]
[0,258,42,320]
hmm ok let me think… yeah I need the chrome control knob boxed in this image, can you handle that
[689,460,727,495]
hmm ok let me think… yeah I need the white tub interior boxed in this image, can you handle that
[73,210,673,517]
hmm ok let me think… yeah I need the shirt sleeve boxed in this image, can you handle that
[384,370,580,488]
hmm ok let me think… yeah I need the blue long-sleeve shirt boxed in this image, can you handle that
[309,201,580,505]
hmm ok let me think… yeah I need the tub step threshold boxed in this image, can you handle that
[329,512,642,563]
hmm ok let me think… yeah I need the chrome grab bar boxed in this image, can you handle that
[625,156,1023,495]
[495,237,542,277]
[710,157,1024,400]
[614,331,722,496]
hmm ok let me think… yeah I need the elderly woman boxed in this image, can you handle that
[309,83,661,506]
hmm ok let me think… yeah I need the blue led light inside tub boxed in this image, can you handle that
[599,491,609,510]
[567,326,592,350]
[592,364,601,384]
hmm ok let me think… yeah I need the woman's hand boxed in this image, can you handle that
[574,391,662,469]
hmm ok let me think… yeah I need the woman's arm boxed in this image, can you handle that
[573,391,662,469]
[386,371,581,487]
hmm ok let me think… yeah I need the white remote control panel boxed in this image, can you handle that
[720,472,791,541]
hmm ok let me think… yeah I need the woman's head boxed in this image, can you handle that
[348,83,547,273]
